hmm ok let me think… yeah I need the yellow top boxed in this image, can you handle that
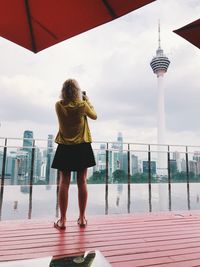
[54,99,97,145]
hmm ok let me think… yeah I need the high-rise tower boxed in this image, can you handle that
[150,23,170,175]
[23,130,33,151]
[22,130,34,184]
[46,134,54,184]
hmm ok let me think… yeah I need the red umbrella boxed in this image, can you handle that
[173,18,200,49]
[0,0,155,53]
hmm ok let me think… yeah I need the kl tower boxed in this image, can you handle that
[150,23,170,176]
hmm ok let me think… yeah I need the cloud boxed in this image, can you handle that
[0,75,56,124]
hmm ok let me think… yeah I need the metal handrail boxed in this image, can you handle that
[1,136,200,149]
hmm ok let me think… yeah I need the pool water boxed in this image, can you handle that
[1,183,200,221]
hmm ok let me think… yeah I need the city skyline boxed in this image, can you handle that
[2,130,200,186]
[0,1,199,146]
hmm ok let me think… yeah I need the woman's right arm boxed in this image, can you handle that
[84,99,97,120]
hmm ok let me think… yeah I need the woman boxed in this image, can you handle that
[51,79,97,230]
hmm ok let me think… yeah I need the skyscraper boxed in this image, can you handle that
[111,132,124,173]
[46,134,55,184]
[23,130,33,151]
[150,23,170,175]
[22,130,34,184]
[96,144,106,171]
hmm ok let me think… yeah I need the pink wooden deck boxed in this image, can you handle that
[1,212,200,266]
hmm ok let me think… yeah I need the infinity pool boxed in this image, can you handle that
[1,183,200,221]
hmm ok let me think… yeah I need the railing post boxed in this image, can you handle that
[185,146,190,210]
[28,139,35,219]
[28,190,32,219]
[1,138,7,188]
[0,138,7,220]
[148,144,152,212]
[105,142,109,215]
[127,144,131,213]
[29,139,35,186]
[167,145,171,211]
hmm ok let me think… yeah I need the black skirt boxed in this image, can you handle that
[51,142,96,171]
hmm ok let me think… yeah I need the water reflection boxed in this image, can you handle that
[105,184,108,215]
[28,185,33,219]
[116,183,123,207]
[0,183,4,220]
[127,183,130,213]
[187,183,191,210]
[0,183,199,221]
[148,183,152,212]
[13,200,18,210]
[168,182,172,211]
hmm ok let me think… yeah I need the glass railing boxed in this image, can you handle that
[1,137,200,186]
[1,137,200,220]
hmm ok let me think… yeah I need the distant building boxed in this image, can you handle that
[181,158,186,172]
[112,132,123,151]
[23,130,33,151]
[5,150,29,185]
[143,161,156,175]
[169,159,177,174]
[34,147,42,180]
[15,150,29,184]
[96,144,106,171]
[193,152,200,162]
[111,132,124,174]
[150,23,170,176]
[172,151,181,172]
[5,151,16,183]
[22,130,34,184]
[121,152,128,174]
[189,160,200,176]
[117,132,123,151]
[45,134,56,184]
[46,134,53,183]
[112,150,121,172]
[131,154,138,175]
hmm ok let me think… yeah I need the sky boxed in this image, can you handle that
[0,0,200,147]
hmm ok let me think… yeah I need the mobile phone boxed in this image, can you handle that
[82,91,86,100]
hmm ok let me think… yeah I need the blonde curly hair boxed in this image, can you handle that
[61,79,81,102]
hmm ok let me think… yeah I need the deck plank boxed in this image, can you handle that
[1,212,200,266]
